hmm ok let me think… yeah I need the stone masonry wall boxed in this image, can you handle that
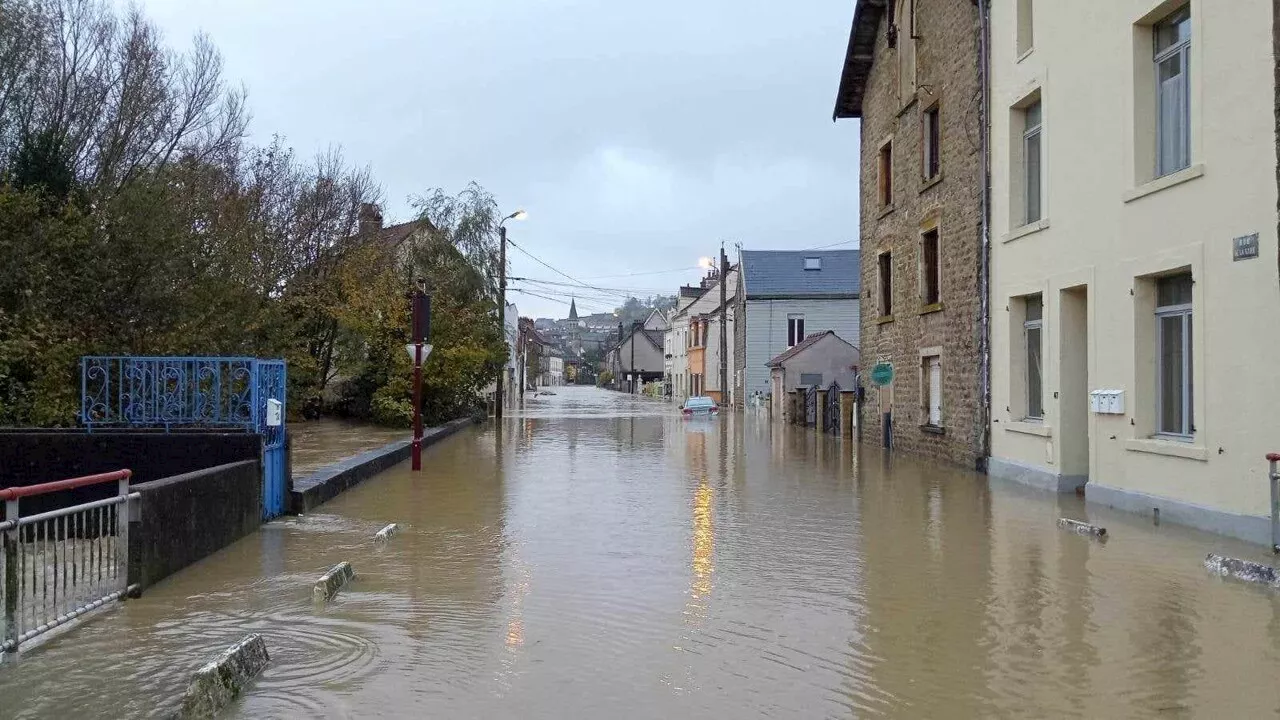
[857,0,984,469]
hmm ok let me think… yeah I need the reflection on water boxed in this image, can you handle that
[2,386,1280,717]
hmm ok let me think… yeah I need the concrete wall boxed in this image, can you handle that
[988,0,1280,541]
[743,298,860,400]
[853,0,985,470]
[128,460,262,590]
[0,431,260,516]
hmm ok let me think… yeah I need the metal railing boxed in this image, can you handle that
[1,470,139,654]
[1269,453,1280,553]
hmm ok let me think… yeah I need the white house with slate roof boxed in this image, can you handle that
[735,250,861,407]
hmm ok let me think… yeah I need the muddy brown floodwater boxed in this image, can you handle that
[2,386,1280,717]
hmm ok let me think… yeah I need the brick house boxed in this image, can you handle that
[833,0,986,469]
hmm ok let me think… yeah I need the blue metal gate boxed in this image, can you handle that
[80,356,289,519]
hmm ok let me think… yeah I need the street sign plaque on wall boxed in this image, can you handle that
[870,362,894,386]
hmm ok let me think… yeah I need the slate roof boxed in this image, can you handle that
[766,331,859,368]
[833,0,888,120]
[741,249,860,299]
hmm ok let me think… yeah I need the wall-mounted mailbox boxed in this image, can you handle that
[266,398,283,427]
[1089,389,1125,415]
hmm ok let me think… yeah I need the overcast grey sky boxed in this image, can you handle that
[139,0,862,319]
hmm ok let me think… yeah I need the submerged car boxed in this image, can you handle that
[681,396,719,417]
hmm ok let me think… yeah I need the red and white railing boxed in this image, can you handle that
[1,470,138,653]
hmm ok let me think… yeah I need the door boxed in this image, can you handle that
[927,357,942,427]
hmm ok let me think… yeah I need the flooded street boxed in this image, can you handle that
[3,385,1280,717]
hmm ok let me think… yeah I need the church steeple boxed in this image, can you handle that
[568,298,579,321]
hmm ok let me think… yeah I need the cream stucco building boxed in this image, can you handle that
[987,0,1280,543]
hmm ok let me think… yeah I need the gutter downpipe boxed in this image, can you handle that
[977,0,992,473]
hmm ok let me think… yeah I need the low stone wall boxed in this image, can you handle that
[128,460,262,590]
[290,417,473,513]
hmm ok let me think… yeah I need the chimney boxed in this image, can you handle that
[358,203,383,235]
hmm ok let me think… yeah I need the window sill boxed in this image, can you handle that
[877,204,897,219]
[920,424,946,435]
[876,315,895,325]
[919,302,944,315]
[1015,46,1034,64]
[1124,437,1208,462]
[1123,163,1205,203]
[919,174,944,194]
[1001,217,1050,244]
[1005,420,1052,437]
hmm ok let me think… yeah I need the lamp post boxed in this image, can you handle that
[496,209,527,419]
[407,284,433,471]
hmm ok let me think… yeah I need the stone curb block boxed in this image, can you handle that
[1058,518,1107,538]
[375,523,398,541]
[313,561,355,602]
[178,634,269,719]
[1205,553,1280,587]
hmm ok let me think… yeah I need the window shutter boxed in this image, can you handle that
[928,358,942,426]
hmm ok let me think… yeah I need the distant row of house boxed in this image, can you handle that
[604,248,864,416]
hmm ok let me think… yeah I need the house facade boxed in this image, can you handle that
[609,322,665,392]
[670,268,738,404]
[985,0,1280,543]
[833,0,986,469]
[766,331,862,418]
[736,250,860,409]
[666,285,708,404]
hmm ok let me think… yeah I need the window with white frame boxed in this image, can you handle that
[1023,100,1042,224]
[1156,273,1193,437]
[1024,294,1043,419]
[787,314,805,347]
[922,355,942,427]
[923,104,941,180]
[1155,7,1190,177]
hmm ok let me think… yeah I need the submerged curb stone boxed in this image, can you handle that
[1058,518,1107,538]
[1205,553,1280,587]
[313,561,355,602]
[178,634,269,719]
[375,523,398,541]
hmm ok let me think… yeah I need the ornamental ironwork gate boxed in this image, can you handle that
[80,357,289,519]
[825,382,841,435]
[804,385,818,426]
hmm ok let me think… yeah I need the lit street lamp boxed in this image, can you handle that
[496,208,526,419]
[409,285,432,471]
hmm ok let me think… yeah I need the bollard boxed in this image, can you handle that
[178,634,270,718]
[1268,453,1280,553]
[1058,518,1107,539]
[1205,553,1280,587]
[313,561,355,602]
[374,523,398,541]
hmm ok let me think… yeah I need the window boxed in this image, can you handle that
[800,373,823,387]
[1156,273,1193,437]
[1024,294,1043,419]
[804,257,822,271]
[1155,7,1190,176]
[878,251,894,317]
[787,314,805,347]
[1016,0,1034,56]
[923,105,941,180]
[923,355,942,427]
[921,229,940,305]
[1023,100,1042,224]
[878,141,894,207]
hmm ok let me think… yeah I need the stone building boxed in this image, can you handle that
[833,0,986,469]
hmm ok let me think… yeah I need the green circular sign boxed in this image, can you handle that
[870,362,894,386]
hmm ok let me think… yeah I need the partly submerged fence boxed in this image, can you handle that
[1,470,138,653]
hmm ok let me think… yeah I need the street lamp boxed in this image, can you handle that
[409,283,432,471]
[496,208,526,420]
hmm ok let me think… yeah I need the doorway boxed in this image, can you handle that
[1058,286,1089,485]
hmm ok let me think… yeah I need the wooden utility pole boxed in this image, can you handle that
[496,225,508,418]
